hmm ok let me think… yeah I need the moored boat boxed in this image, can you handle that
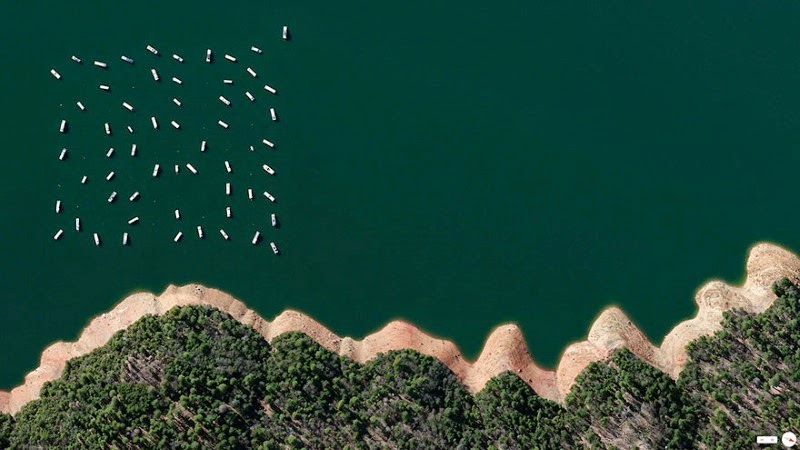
[50,69,61,79]
[270,241,280,254]
[94,233,101,246]
[252,231,261,245]
[262,164,275,175]
[146,44,159,55]
[121,55,134,64]
[54,229,64,240]
[271,213,277,227]
[219,229,229,240]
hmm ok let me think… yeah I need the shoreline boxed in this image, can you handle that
[2,242,799,415]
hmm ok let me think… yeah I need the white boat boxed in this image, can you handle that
[270,108,277,121]
[245,91,254,101]
[224,160,232,173]
[121,55,134,64]
[218,120,229,129]
[54,229,64,240]
[282,25,289,40]
[151,68,159,81]
[246,67,257,77]
[50,69,61,79]
[172,53,184,63]
[262,138,275,148]
[75,218,81,231]
[270,241,279,254]
[71,55,81,63]
[173,98,181,106]
[174,164,180,173]
[59,148,67,161]
[223,79,233,84]
[152,164,160,177]
[264,84,277,94]
[172,76,182,85]
[174,231,183,242]
[106,171,115,181]
[151,116,159,129]
[170,120,180,129]
[175,209,181,219]
[104,123,111,135]
[247,188,254,200]
[224,54,236,62]
[197,226,204,238]
[200,140,207,152]
[206,49,212,63]
[186,163,198,174]
[226,206,232,218]
[81,175,88,184]
[77,101,85,111]
[130,143,137,156]
[122,101,134,111]
[263,191,275,202]
[251,231,261,245]
[225,182,231,195]
[251,46,262,54]
[106,147,114,158]
[128,216,139,225]
[262,164,275,175]
[249,145,255,152]
[55,200,62,213]
[219,229,229,240]
[59,119,67,133]
[99,84,110,91]
[271,213,277,227]
[107,191,117,202]
[219,95,231,106]
[123,232,129,245]
[127,126,134,133]
[94,233,101,246]
[146,45,159,55]
[129,191,140,201]
[93,61,107,68]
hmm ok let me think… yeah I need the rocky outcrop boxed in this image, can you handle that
[1,242,798,415]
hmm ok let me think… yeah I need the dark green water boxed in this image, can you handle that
[2,0,800,388]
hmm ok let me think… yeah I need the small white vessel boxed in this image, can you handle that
[81,175,88,184]
[225,182,231,195]
[262,138,275,148]
[264,84,277,95]
[206,49,212,63]
[173,98,181,107]
[219,229,229,240]
[224,160,232,173]
[247,188,254,200]
[219,95,231,106]
[226,206,232,218]
[270,241,279,254]
[75,217,81,231]
[123,232,129,245]
[93,61,107,68]
[151,116,159,129]
[186,163,198,174]
[106,147,114,158]
[128,216,140,225]
[197,225,204,238]
[200,140,207,152]
[174,231,183,242]
[172,76,182,85]
[245,91,254,101]
[263,191,275,202]
[54,229,64,240]
[50,69,61,79]
[249,145,255,152]
[251,46,262,54]
[146,44,159,55]
[252,231,261,245]
[107,191,117,202]
[218,120,229,129]
[106,171,115,181]
[271,213,277,227]
[129,191,140,201]
[55,200,62,213]
[170,120,180,129]
[71,55,82,63]
[94,233,101,246]
[59,119,67,133]
[104,123,111,135]
[224,54,237,62]
[246,67,257,77]
[270,108,277,121]
[77,101,85,111]
[262,164,275,175]
[151,68,159,81]
[174,164,180,173]
[223,79,233,84]
[152,164,160,177]
[130,143,137,156]
[127,125,134,133]
[59,148,68,161]
[172,53,184,63]
[122,101,134,111]
[121,55,134,64]
[282,25,289,40]
[99,84,110,91]
[175,209,181,219]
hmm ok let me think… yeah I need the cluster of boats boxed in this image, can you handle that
[50,27,290,255]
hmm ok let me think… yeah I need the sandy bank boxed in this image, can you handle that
[1,242,798,415]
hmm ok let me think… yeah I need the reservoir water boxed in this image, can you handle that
[3,0,800,388]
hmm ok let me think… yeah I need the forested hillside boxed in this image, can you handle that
[2,279,799,449]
